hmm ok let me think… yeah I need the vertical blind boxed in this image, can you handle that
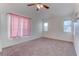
[8,13,31,38]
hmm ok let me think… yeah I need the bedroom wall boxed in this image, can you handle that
[0,3,42,48]
[42,15,73,42]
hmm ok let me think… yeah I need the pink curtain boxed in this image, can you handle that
[23,17,31,36]
[8,13,31,38]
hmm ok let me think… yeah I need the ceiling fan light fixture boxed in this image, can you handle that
[40,4,43,8]
[36,4,41,9]
[36,4,44,9]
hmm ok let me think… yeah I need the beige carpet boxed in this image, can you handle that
[0,37,77,56]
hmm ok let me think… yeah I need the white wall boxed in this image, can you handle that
[0,3,42,49]
[42,15,73,42]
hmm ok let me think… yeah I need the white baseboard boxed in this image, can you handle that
[42,32,73,43]
[2,34,42,48]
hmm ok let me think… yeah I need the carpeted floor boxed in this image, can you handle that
[0,38,77,56]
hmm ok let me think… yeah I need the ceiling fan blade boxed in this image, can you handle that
[27,4,35,6]
[43,5,49,9]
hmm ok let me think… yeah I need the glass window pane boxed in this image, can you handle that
[64,20,72,32]
[44,22,48,32]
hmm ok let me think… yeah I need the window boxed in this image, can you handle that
[43,22,48,32]
[64,20,72,32]
[8,13,31,38]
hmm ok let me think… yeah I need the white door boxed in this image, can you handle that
[0,40,2,52]
[74,20,79,55]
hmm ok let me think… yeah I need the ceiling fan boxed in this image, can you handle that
[27,3,50,11]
